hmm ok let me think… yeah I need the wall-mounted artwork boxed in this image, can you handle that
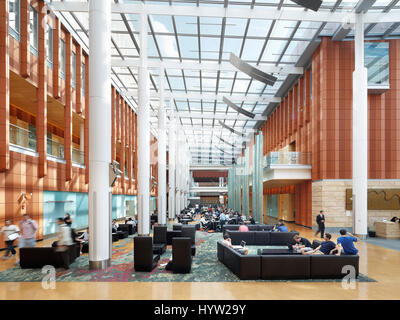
[346,189,400,211]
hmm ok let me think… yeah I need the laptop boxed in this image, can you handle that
[233,240,246,249]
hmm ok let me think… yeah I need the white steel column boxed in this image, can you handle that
[158,68,167,225]
[88,0,112,269]
[168,107,176,220]
[352,13,368,239]
[175,129,181,216]
[137,11,150,235]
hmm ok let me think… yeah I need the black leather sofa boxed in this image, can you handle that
[222,224,274,234]
[173,224,183,231]
[117,230,129,239]
[153,226,167,255]
[167,230,182,245]
[217,241,360,280]
[181,225,196,256]
[20,244,80,269]
[134,236,160,272]
[171,237,192,273]
[118,224,135,235]
[227,230,299,246]
[217,241,260,280]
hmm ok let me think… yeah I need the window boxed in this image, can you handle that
[365,42,389,87]
[29,5,38,55]
[46,24,53,68]
[72,52,76,89]
[60,39,66,79]
[9,0,20,40]
[81,63,85,96]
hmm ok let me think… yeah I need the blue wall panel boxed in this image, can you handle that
[43,191,138,236]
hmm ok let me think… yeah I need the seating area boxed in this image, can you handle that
[226,230,299,246]
[20,243,80,269]
[217,241,360,280]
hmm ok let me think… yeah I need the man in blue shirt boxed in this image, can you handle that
[274,219,288,232]
[337,229,358,255]
[302,233,338,255]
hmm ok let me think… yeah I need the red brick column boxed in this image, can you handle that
[20,0,30,78]
[52,18,60,98]
[65,33,72,181]
[0,0,10,171]
[37,1,47,178]
[76,45,82,114]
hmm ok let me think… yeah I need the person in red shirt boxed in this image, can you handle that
[238,222,249,232]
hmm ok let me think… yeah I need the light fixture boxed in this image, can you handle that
[223,97,255,119]
[290,0,322,12]
[229,53,277,86]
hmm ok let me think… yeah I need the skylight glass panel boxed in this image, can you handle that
[247,19,272,38]
[241,39,265,61]
[200,37,221,60]
[178,36,199,59]
[200,17,222,35]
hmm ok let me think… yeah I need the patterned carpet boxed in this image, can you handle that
[0,230,376,282]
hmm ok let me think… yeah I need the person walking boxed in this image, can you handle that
[0,220,20,259]
[315,210,326,239]
[16,214,38,264]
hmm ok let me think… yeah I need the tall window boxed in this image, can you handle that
[60,39,66,79]
[46,24,53,67]
[365,42,389,87]
[81,63,85,96]
[72,52,76,88]
[29,5,38,55]
[9,0,20,40]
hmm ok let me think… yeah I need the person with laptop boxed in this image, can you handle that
[222,234,248,255]
[288,234,313,253]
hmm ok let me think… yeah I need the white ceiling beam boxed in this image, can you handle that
[112,59,303,75]
[162,112,267,121]
[125,91,280,104]
[48,1,400,24]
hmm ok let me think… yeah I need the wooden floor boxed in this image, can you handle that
[1,223,400,300]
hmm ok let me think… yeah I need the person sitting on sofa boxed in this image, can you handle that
[301,233,338,255]
[52,218,73,250]
[112,220,119,233]
[288,234,313,253]
[75,228,89,254]
[200,214,210,230]
[249,216,255,224]
[222,233,249,255]
[336,229,358,255]
[238,222,249,232]
[273,220,289,232]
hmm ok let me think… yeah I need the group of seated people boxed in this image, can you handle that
[222,228,359,256]
[199,206,257,231]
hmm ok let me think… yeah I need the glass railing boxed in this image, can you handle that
[47,138,64,159]
[72,148,84,165]
[9,124,37,151]
[263,152,312,168]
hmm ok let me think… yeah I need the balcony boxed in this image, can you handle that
[47,138,65,162]
[72,148,85,166]
[263,152,312,188]
[9,124,38,156]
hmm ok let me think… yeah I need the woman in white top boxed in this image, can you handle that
[0,220,20,259]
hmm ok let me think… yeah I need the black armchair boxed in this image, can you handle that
[134,236,160,272]
[181,225,196,256]
[153,226,167,255]
[171,237,192,273]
